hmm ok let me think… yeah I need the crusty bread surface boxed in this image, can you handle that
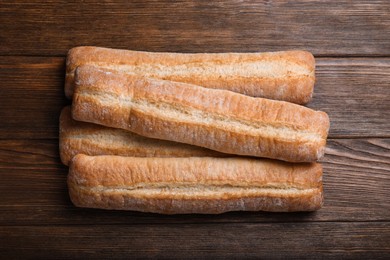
[68,154,323,214]
[72,65,329,162]
[66,46,315,104]
[59,106,225,165]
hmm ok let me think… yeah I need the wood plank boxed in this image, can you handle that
[0,139,61,169]
[0,139,388,224]
[0,57,69,139]
[0,1,389,56]
[1,57,389,139]
[1,223,389,258]
[307,58,390,137]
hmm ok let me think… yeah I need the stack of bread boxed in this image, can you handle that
[60,47,329,214]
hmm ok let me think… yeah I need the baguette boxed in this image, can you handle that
[72,66,329,162]
[59,106,225,165]
[68,154,323,214]
[66,46,315,104]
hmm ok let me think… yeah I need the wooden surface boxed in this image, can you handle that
[0,1,389,258]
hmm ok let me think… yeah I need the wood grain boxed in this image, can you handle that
[0,1,389,56]
[0,139,60,169]
[1,1,389,257]
[0,139,388,224]
[1,223,389,258]
[0,57,69,139]
[0,57,389,139]
[308,59,390,137]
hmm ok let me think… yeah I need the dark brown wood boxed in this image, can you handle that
[1,223,389,259]
[0,57,69,139]
[1,1,389,257]
[0,1,389,56]
[0,139,61,169]
[0,139,388,225]
[1,57,389,139]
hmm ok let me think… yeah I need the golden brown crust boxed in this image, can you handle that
[72,66,329,162]
[68,154,323,214]
[59,106,225,165]
[66,46,315,104]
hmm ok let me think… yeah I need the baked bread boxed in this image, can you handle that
[66,46,315,104]
[68,154,323,214]
[72,65,329,162]
[59,106,225,165]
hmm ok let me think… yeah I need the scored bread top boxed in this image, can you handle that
[72,65,329,162]
[69,154,322,191]
[66,46,315,104]
[59,106,225,165]
[68,155,323,213]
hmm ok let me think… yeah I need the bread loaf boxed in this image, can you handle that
[68,154,323,214]
[60,106,225,165]
[72,65,329,162]
[66,46,315,104]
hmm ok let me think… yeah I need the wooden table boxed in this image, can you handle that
[1,1,389,258]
